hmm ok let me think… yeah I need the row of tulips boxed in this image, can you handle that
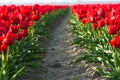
[0,4,67,53]
[69,4,120,79]
[71,4,120,48]
[0,4,67,80]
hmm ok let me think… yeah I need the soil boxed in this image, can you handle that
[17,12,105,80]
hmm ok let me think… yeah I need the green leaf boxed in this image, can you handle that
[113,52,120,68]
[10,66,25,80]
[93,67,107,76]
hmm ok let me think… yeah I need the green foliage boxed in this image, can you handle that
[69,13,120,79]
[0,8,68,80]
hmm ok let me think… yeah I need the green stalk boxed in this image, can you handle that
[1,46,9,80]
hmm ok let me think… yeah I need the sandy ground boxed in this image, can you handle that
[17,12,104,80]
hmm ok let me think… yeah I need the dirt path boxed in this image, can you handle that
[38,14,84,80]
[18,13,103,80]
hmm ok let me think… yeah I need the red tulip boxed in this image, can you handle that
[0,27,7,36]
[4,21,10,30]
[16,33,23,40]
[21,6,32,16]
[109,35,120,48]
[0,20,10,30]
[97,7,105,17]
[7,5,16,12]
[32,4,39,11]
[0,36,3,45]
[98,20,105,28]
[20,29,28,37]
[92,23,98,30]
[104,18,110,25]
[9,25,19,33]
[78,15,84,20]
[25,16,32,22]
[1,43,7,53]
[31,14,40,21]
[29,21,34,27]
[81,19,88,24]
[108,25,119,34]
[1,13,10,21]
[88,16,96,23]
[20,21,29,30]
[4,32,15,45]
[12,13,22,25]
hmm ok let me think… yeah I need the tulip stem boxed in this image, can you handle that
[1,47,10,80]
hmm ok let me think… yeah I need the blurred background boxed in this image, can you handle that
[0,0,120,5]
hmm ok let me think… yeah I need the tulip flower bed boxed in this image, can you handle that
[0,4,67,80]
[69,4,120,79]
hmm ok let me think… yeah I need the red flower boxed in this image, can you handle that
[1,43,7,53]
[0,13,10,21]
[0,27,6,36]
[88,16,95,23]
[0,36,3,45]
[32,4,39,11]
[7,5,16,12]
[16,33,23,40]
[98,20,105,28]
[12,13,22,25]
[20,21,29,30]
[0,20,10,30]
[20,29,28,37]
[20,6,32,16]
[4,32,15,45]
[4,21,10,30]
[97,7,105,17]
[78,15,84,20]
[81,19,88,24]
[108,25,119,34]
[104,18,110,25]
[25,16,32,22]
[29,21,34,27]
[92,23,98,30]
[9,25,19,33]
[109,16,116,25]
[31,14,40,21]
[109,35,120,48]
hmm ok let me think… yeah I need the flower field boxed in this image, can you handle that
[1,2,120,80]
[0,4,68,80]
[69,4,120,79]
